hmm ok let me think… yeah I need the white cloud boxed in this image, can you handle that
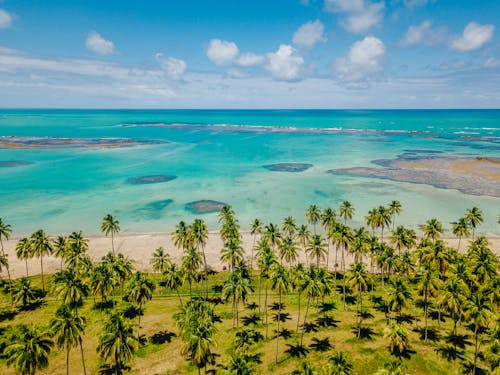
[155,53,187,80]
[400,20,446,46]
[235,52,264,67]
[451,22,494,52]
[266,44,304,81]
[335,36,385,85]
[85,31,115,55]
[324,0,384,33]
[0,9,13,29]
[484,57,500,68]
[206,39,239,66]
[292,20,327,49]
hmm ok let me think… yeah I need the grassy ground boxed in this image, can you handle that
[0,272,481,374]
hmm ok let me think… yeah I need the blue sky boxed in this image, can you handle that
[0,0,498,108]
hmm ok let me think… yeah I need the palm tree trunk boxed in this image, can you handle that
[357,288,361,338]
[296,290,301,333]
[326,240,330,270]
[424,292,428,342]
[176,289,183,307]
[342,245,346,310]
[66,345,69,375]
[25,259,29,277]
[79,339,87,375]
[457,237,461,252]
[202,245,208,299]
[258,274,262,315]
[40,255,45,294]
[137,306,141,342]
[301,295,311,346]
[473,324,479,375]
[111,233,115,255]
[275,291,281,364]
[265,282,269,339]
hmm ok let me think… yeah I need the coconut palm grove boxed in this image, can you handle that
[0,203,499,374]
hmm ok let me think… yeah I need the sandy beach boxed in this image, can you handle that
[2,232,499,279]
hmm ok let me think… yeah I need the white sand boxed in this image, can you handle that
[2,232,499,278]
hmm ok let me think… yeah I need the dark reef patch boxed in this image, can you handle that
[0,136,165,149]
[185,200,228,214]
[0,160,34,167]
[263,163,313,172]
[132,199,173,220]
[127,175,177,185]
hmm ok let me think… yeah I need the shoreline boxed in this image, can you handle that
[2,231,500,279]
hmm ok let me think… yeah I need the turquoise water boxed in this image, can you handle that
[0,109,499,236]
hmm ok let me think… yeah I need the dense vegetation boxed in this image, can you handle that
[0,203,499,374]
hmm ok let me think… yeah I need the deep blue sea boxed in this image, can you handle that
[0,109,499,236]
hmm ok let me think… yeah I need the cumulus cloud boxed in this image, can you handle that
[335,36,385,85]
[206,39,239,66]
[155,53,187,80]
[0,9,13,29]
[400,20,446,46]
[292,20,327,49]
[324,0,384,33]
[266,44,304,81]
[451,22,494,52]
[236,52,264,67]
[85,31,115,55]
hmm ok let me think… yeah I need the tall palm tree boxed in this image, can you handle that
[182,246,202,296]
[172,221,191,250]
[221,240,244,271]
[0,218,13,293]
[51,305,87,375]
[390,226,416,255]
[465,207,484,241]
[421,218,443,243]
[53,235,68,270]
[416,266,440,342]
[15,237,32,277]
[163,262,184,305]
[328,351,353,375]
[365,208,378,236]
[264,223,282,250]
[450,217,470,252]
[52,269,90,309]
[300,266,322,345]
[347,262,370,338]
[150,247,170,274]
[388,200,402,231]
[322,208,336,269]
[30,229,52,294]
[282,216,298,238]
[332,223,353,309]
[383,320,409,355]
[127,271,155,341]
[297,224,311,264]
[269,263,289,364]
[376,206,392,242]
[279,236,299,266]
[256,238,277,338]
[388,277,412,318]
[190,219,209,297]
[339,201,355,225]
[250,218,263,271]
[97,312,137,375]
[439,275,468,343]
[12,277,39,308]
[222,267,252,328]
[306,205,321,234]
[101,214,120,255]
[5,324,53,375]
[90,262,118,308]
[306,234,327,267]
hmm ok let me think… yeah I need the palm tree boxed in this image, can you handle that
[339,201,355,225]
[90,262,118,308]
[439,275,468,350]
[328,351,353,375]
[465,289,493,374]
[306,234,327,267]
[365,208,378,236]
[101,214,120,255]
[150,247,170,274]
[51,305,87,375]
[376,206,392,242]
[250,218,263,271]
[172,221,191,250]
[282,216,298,238]
[222,267,253,328]
[388,200,402,231]
[127,271,155,341]
[383,320,409,355]
[390,226,416,255]
[416,266,440,342]
[279,236,299,266]
[190,219,209,297]
[97,312,137,375]
[269,263,289,364]
[264,222,282,250]
[30,229,53,294]
[332,223,353,309]
[465,207,484,241]
[256,238,276,338]
[451,217,471,251]
[421,218,443,243]
[53,235,68,270]
[347,262,370,338]
[388,277,412,318]
[300,267,322,345]
[12,277,39,308]
[182,246,202,296]
[0,218,13,293]
[15,237,32,277]
[163,262,184,305]
[5,324,53,375]
[52,269,90,309]
[221,240,244,271]
[306,205,321,234]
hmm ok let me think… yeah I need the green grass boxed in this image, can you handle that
[0,272,487,374]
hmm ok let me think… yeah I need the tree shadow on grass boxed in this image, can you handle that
[315,316,339,328]
[435,344,465,362]
[303,322,319,333]
[445,333,471,349]
[285,343,309,358]
[0,308,17,322]
[242,312,261,326]
[352,327,377,340]
[273,312,291,322]
[149,330,176,345]
[395,314,415,324]
[274,328,294,339]
[413,327,440,342]
[309,337,333,352]
[93,300,114,311]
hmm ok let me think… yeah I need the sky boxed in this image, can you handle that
[0,0,499,108]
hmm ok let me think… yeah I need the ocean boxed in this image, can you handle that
[0,109,499,236]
